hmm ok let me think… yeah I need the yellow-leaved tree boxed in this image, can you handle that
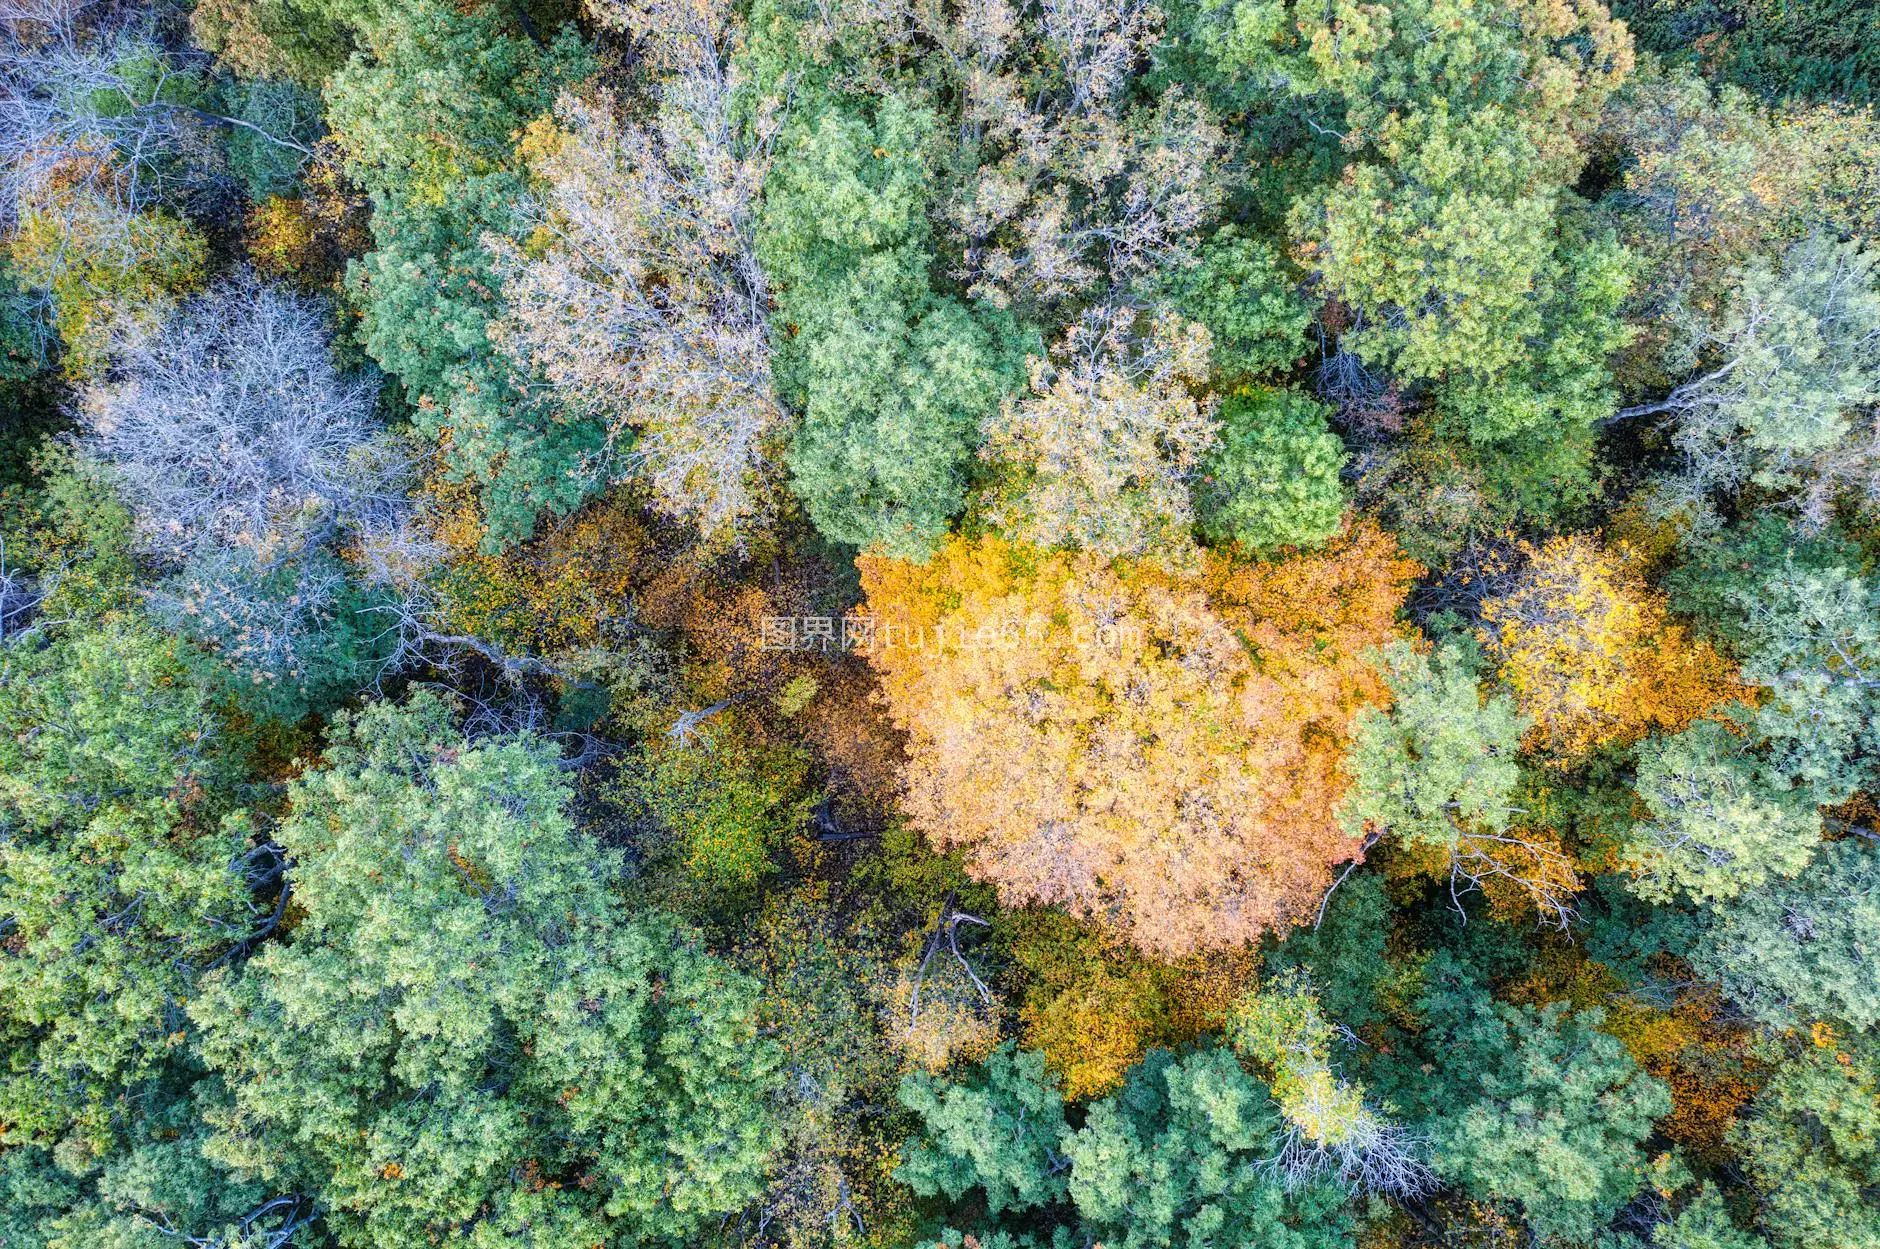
[857,522,1417,957]
[1479,535,1744,761]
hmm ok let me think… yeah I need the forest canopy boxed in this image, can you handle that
[2,0,1879,1246]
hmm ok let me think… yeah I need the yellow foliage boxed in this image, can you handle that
[1603,497,1688,577]
[246,197,322,282]
[1473,825,1585,923]
[889,964,1000,1075]
[859,522,1418,956]
[9,190,206,379]
[1010,911,1260,1099]
[429,484,653,655]
[1480,535,1745,761]
[1020,981,1159,1101]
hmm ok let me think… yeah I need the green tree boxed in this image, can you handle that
[1193,388,1346,555]
[327,0,596,540]
[1338,640,1577,920]
[1636,236,1880,533]
[1614,0,1880,104]
[1729,1037,1880,1249]
[1662,514,1863,648]
[759,93,1032,557]
[899,1044,1351,1249]
[1426,999,1671,1244]
[1154,230,1312,383]
[1063,1047,1351,1249]
[30,1089,306,1249]
[1207,0,1635,519]
[321,0,588,201]
[1732,560,1880,806]
[1340,641,1527,851]
[190,694,778,1246]
[1652,1182,1769,1249]
[0,617,258,1147]
[898,1042,1069,1217]
[1621,719,1821,906]
[348,172,603,538]
[1687,838,1880,1030]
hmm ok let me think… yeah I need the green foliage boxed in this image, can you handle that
[1463,416,1604,535]
[1207,0,1634,533]
[0,1145,72,1249]
[1340,640,1528,850]
[1687,838,1880,1030]
[31,1088,292,1249]
[10,0,1880,1241]
[898,1042,1069,1216]
[0,257,46,389]
[1663,514,1865,648]
[1649,237,1880,532]
[1154,230,1311,383]
[612,721,814,898]
[2,453,142,621]
[1615,0,1880,104]
[321,0,588,201]
[1064,1047,1351,1249]
[348,172,516,406]
[1732,559,1880,806]
[1193,388,1346,554]
[1703,239,1880,455]
[189,694,779,1245]
[1729,1037,1880,1249]
[1425,999,1671,1243]
[0,617,254,1146]
[1260,873,1401,1037]
[328,2,597,540]
[1431,224,1635,447]
[1653,1182,1769,1249]
[1622,719,1821,906]
[900,1043,1350,1249]
[349,172,602,538]
[217,77,321,198]
[760,93,1032,557]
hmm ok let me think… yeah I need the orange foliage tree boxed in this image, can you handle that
[1479,535,1744,761]
[857,521,1417,956]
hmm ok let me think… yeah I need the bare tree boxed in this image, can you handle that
[1262,1105,1437,1200]
[74,272,410,692]
[783,0,1222,310]
[943,0,1222,309]
[1234,970,1438,1200]
[1,0,310,252]
[0,522,56,641]
[489,0,785,544]
[350,503,629,704]
[131,1192,318,1249]
[78,271,403,567]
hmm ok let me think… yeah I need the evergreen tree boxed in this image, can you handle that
[189,694,779,1245]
